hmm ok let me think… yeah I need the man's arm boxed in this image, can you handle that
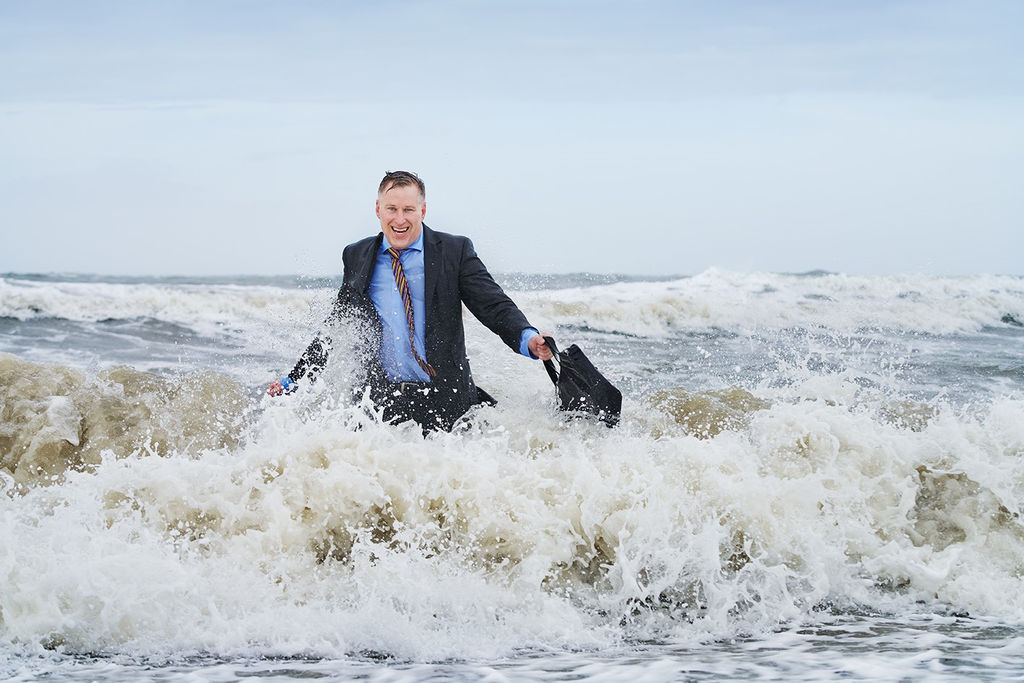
[456,237,537,351]
[455,237,554,361]
[267,310,337,395]
[267,238,378,396]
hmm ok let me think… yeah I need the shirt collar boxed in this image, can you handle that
[381,231,425,254]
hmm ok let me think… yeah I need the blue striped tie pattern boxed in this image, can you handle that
[387,247,437,377]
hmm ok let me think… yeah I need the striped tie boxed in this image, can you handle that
[387,247,436,377]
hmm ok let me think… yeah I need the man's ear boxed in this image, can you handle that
[421,201,427,218]
[375,199,381,218]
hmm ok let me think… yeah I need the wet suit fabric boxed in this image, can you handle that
[288,225,534,431]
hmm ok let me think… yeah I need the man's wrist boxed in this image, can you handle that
[519,328,540,358]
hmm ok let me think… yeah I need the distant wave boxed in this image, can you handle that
[518,270,1024,336]
[3,271,1022,337]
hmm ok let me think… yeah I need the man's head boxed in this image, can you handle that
[376,171,426,251]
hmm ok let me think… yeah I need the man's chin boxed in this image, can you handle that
[387,229,419,248]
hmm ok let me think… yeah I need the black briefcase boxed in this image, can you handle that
[543,336,622,427]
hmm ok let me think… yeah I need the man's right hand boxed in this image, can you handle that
[267,377,296,396]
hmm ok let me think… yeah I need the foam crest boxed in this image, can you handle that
[519,270,1024,336]
[5,272,1022,343]
[0,277,317,338]
[3,356,1024,659]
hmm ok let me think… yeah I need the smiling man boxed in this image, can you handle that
[269,170,553,432]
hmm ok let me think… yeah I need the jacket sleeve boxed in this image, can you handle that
[456,237,533,353]
[286,243,356,383]
[286,293,344,383]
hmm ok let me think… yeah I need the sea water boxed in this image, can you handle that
[1,270,1023,681]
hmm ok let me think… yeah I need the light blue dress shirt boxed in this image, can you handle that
[369,233,539,383]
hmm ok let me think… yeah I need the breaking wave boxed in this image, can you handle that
[3,348,1023,660]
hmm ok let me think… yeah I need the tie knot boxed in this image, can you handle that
[387,247,402,261]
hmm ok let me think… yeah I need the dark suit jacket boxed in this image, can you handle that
[288,225,533,425]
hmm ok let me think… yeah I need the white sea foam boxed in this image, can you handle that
[2,272,1023,674]
[3,271,1021,340]
[3,348,1024,662]
[0,277,318,337]
[519,270,1024,337]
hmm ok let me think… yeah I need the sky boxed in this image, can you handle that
[1,0,1022,277]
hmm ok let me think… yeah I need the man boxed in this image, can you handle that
[268,170,553,431]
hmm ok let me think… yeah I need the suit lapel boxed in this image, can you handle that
[353,233,383,294]
[424,225,441,304]
[423,225,441,338]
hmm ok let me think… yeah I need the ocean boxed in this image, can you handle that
[1,270,1023,681]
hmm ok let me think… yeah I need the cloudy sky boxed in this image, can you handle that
[2,1,1021,277]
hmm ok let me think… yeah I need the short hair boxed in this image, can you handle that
[378,170,425,199]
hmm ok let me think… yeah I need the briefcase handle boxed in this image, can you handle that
[542,336,560,387]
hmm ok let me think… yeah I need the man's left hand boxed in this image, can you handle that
[528,334,554,361]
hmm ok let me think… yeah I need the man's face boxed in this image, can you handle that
[376,183,426,251]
